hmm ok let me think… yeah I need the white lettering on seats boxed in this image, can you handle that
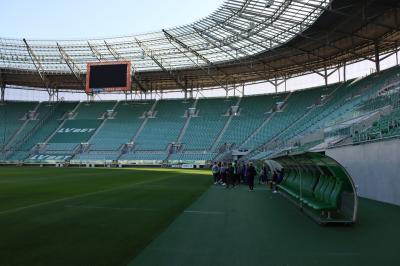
[29,155,71,160]
[57,128,95,133]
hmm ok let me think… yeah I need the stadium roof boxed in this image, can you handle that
[1,0,400,93]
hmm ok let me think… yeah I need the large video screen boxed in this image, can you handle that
[86,61,131,93]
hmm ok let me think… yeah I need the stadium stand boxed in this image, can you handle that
[89,101,153,151]
[181,97,236,150]
[46,101,114,151]
[134,99,192,150]
[73,101,115,119]
[242,86,325,150]
[1,101,78,161]
[0,101,37,151]
[353,108,400,143]
[214,93,287,150]
[1,66,400,164]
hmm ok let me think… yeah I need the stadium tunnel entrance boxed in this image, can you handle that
[262,152,358,225]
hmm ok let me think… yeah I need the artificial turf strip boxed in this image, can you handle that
[0,167,211,266]
[129,184,400,266]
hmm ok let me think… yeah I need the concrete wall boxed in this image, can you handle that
[326,138,400,206]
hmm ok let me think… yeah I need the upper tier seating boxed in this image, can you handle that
[181,97,235,150]
[46,101,115,150]
[49,119,101,144]
[15,102,77,151]
[214,93,287,150]
[0,101,37,149]
[134,99,192,150]
[90,101,153,151]
[74,101,115,119]
[242,86,325,149]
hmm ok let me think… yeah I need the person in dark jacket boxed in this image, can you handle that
[226,163,234,188]
[211,162,220,185]
[243,163,249,184]
[233,161,239,185]
[219,163,226,186]
[272,170,278,193]
[247,162,257,191]
[275,168,285,191]
[259,165,268,184]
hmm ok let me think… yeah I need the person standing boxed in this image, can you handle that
[232,160,239,186]
[226,163,235,188]
[243,162,249,185]
[238,162,244,184]
[271,170,278,193]
[259,164,267,184]
[248,162,257,191]
[219,162,226,186]
[275,168,285,191]
[211,162,219,185]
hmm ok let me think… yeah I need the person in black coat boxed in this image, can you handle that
[247,162,257,191]
[226,163,235,188]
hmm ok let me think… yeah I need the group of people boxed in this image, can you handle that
[211,161,257,191]
[211,161,285,192]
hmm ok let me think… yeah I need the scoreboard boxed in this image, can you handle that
[86,61,131,93]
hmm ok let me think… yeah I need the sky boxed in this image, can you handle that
[1,0,399,101]
[0,0,224,39]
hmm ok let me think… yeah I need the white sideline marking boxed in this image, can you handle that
[184,210,225,215]
[0,176,170,215]
[65,205,161,212]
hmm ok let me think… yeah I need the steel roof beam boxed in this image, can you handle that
[211,18,327,77]
[87,41,103,61]
[104,40,122,60]
[218,18,327,63]
[163,30,228,89]
[234,3,377,64]
[162,30,227,75]
[56,42,82,82]
[193,26,274,80]
[271,19,377,63]
[135,38,186,90]
[104,40,146,92]
[22,38,48,87]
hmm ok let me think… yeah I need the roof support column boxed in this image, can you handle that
[225,80,229,98]
[1,83,5,102]
[86,93,94,103]
[284,77,287,92]
[375,41,380,73]
[396,43,399,66]
[324,66,328,88]
[242,84,245,96]
[343,61,347,82]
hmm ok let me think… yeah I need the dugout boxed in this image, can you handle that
[264,152,358,225]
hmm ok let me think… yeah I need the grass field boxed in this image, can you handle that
[2,166,400,266]
[0,167,211,266]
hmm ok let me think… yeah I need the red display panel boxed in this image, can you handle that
[86,61,131,94]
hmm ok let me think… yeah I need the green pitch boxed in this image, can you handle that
[0,167,211,266]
